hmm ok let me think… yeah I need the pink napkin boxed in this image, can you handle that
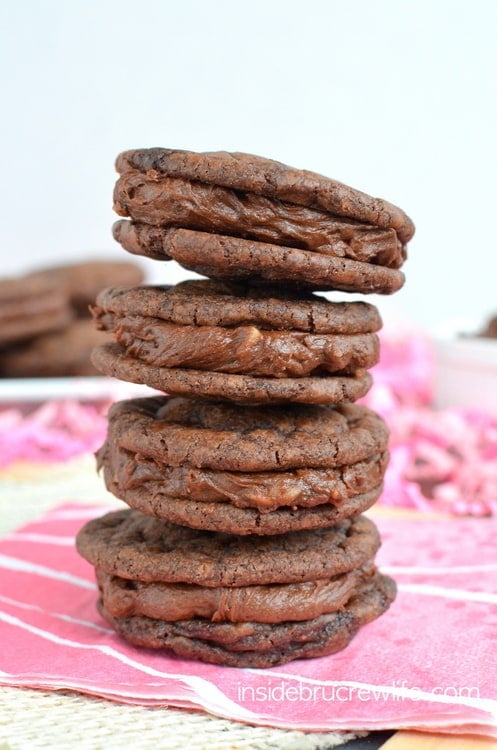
[0,502,496,736]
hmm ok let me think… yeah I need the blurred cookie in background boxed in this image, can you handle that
[0,274,72,348]
[0,259,145,377]
[477,313,497,339]
[30,260,145,317]
[0,319,109,377]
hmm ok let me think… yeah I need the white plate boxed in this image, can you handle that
[0,376,157,403]
[433,321,497,414]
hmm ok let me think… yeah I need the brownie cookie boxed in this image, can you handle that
[100,396,389,472]
[92,343,373,404]
[113,223,405,295]
[112,173,405,267]
[31,260,144,316]
[97,573,396,667]
[98,439,389,512]
[0,274,72,347]
[76,510,381,586]
[0,319,107,377]
[99,413,387,532]
[93,282,380,378]
[95,561,376,623]
[115,148,414,243]
[113,148,413,293]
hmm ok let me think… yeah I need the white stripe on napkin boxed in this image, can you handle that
[0,610,257,721]
[0,553,93,589]
[398,582,497,604]
[3,533,76,546]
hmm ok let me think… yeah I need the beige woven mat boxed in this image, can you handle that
[0,686,363,750]
[0,456,363,749]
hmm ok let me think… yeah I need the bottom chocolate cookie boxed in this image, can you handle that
[92,342,372,405]
[97,573,396,668]
[109,481,383,535]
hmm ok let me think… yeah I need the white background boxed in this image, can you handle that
[1,0,496,330]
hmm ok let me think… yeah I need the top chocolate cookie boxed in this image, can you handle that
[116,149,414,243]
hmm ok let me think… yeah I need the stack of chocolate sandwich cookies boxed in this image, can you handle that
[77,148,414,667]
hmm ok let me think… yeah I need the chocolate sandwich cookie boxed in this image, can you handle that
[93,281,380,384]
[100,396,390,473]
[92,342,372,404]
[115,148,414,243]
[31,260,144,316]
[97,573,396,668]
[112,148,412,293]
[76,510,381,586]
[0,275,72,347]
[98,439,389,512]
[0,319,107,377]
[95,561,376,623]
[99,423,387,533]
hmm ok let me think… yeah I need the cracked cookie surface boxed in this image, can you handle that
[115,147,414,242]
[99,396,390,472]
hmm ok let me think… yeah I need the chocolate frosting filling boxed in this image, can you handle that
[95,309,380,377]
[96,562,377,623]
[98,439,389,511]
[113,171,405,268]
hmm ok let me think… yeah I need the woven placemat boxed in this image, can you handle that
[0,456,363,749]
[0,686,364,750]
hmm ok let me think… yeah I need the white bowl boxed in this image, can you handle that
[433,320,497,414]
